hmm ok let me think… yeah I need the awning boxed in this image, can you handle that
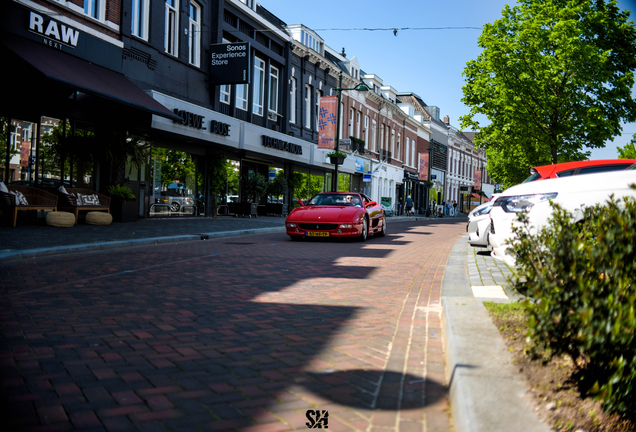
[2,36,180,121]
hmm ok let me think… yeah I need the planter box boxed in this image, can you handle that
[329,156,345,165]
[111,200,138,223]
[265,203,289,216]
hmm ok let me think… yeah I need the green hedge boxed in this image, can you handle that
[509,194,636,418]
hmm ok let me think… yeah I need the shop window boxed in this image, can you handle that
[268,64,279,116]
[253,56,265,116]
[165,0,179,56]
[132,0,149,40]
[150,148,198,217]
[188,2,201,67]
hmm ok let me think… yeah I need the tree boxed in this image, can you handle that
[461,0,636,186]
[0,118,18,174]
[617,135,636,159]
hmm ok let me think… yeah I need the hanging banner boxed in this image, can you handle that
[418,152,429,181]
[20,142,30,167]
[474,169,482,191]
[318,96,337,149]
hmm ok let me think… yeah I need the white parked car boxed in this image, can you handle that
[466,195,499,247]
[488,168,636,267]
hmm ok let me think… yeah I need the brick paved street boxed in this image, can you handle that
[0,218,467,432]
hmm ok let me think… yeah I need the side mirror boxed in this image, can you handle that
[296,200,304,206]
[365,201,377,207]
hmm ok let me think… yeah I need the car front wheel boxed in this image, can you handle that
[378,216,387,237]
[171,202,181,212]
[358,217,368,242]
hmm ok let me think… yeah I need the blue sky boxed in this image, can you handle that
[260,0,636,160]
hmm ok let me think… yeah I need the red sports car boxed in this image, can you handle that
[285,192,387,241]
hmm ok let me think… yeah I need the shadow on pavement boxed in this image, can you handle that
[0,221,452,430]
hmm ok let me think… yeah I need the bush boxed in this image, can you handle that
[509,195,636,418]
[107,184,136,203]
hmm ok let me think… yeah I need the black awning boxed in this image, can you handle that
[3,36,180,121]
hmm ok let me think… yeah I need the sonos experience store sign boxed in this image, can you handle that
[209,42,250,85]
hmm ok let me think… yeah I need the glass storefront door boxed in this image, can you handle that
[149,147,198,217]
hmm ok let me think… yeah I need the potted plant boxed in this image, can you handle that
[266,172,288,216]
[240,172,267,217]
[327,150,347,165]
[107,184,137,222]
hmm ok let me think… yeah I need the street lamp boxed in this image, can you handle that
[332,71,369,192]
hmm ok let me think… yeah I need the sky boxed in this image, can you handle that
[259,0,636,160]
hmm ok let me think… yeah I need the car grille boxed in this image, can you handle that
[299,223,338,230]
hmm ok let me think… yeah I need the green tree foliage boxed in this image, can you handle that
[509,196,636,417]
[617,135,636,159]
[461,0,636,186]
[267,170,287,199]
[0,118,18,167]
[152,147,195,189]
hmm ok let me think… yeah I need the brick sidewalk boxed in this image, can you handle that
[0,219,466,431]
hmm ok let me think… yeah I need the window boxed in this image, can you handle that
[391,129,395,155]
[356,111,361,138]
[252,56,265,116]
[397,133,401,159]
[364,116,369,145]
[165,0,179,56]
[188,2,201,66]
[304,85,311,128]
[289,77,296,123]
[406,138,410,166]
[132,0,149,40]
[220,84,231,104]
[371,120,376,152]
[269,65,279,115]
[84,0,103,20]
[315,89,321,130]
[236,84,248,111]
[349,108,354,137]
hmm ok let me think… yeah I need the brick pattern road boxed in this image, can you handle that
[0,219,467,431]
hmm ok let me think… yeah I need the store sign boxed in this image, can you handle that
[174,109,205,129]
[172,109,231,137]
[262,136,303,155]
[28,11,80,49]
[210,42,250,85]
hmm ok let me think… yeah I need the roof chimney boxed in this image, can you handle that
[341,47,346,58]
[443,115,450,125]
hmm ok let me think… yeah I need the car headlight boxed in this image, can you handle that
[338,224,353,228]
[286,223,296,228]
[472,206,493,217]
[496,193,558,213]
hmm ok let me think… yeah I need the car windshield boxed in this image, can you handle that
[307,193,361,206]
[522,172,543,183]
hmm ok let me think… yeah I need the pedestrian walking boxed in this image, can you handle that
[453,200,458,216]
[405,195,414,216]
[445,200,451,216]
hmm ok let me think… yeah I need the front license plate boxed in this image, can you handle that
[307,231,329,237]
